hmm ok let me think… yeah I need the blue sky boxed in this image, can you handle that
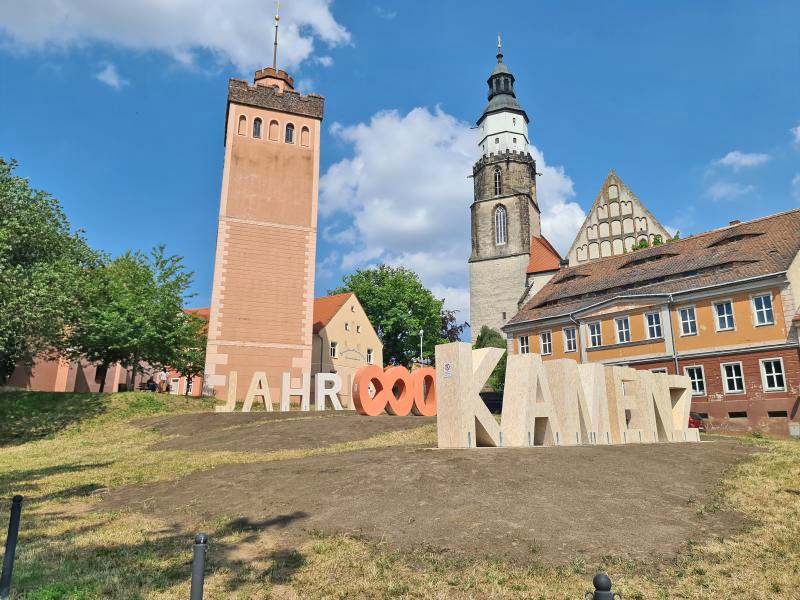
[1,1,798,321]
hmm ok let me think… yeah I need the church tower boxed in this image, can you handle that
[469,40,541,342]
[204,11,324,402]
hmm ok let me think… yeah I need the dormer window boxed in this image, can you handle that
[494,168,502,196]
[495,205,507,245]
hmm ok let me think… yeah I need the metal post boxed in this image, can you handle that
[419,329,424,365]
[0,495,23,599]
[584,573,621,600]
[190,533,208,600]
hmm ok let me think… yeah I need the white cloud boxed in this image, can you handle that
[705,181,755,201]
[0,0,349,72]
[713,150,770,171]
[314,55,334,67]
[792,124,800,145]
[94,62,128,90]
[375,7,397,19]
[792,174,800,202]
[319,106,583,320]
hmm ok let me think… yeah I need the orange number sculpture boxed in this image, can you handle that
[352,365,436,416]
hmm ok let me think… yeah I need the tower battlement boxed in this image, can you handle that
[228,78,325,120]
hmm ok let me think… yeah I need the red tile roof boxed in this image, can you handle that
[313,293,353,333]
[527,235,562,274]
[509,209,800,326]
[184,308,210,322]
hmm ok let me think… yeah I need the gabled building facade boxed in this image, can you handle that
[565,171,671,266]
[504,210,800,436]
[311,293,383,408]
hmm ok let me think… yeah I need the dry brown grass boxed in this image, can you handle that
[0,392,798,599]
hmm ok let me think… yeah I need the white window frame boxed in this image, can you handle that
[366,348,373,364]
[588,321,602,348]
[615,316,631,344]
[713,299,736,332]
[759,357,786,392]
[330,341,338,358]
[495,205,507,246]
[519,335,530,354]
[563,327,577,353]
[539,331,552,356]
[683,365,706,397]
[720,361,745,394]
[751,293,775,327]
[644,311,662,340]
[678,305,698,337]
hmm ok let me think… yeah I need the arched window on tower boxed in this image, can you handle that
[237,115,247,136]
[300,126,310,147]
[285,123,295,144]
[269,120,279,141]
[252,118,262,138]
[494,168,502,196]
[495,205,507,246]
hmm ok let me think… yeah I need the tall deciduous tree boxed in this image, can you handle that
[170,316,207,395]
[68,246,200,390]
[0,158,98,384]
[329,265,468,366]
[473,325,507,391]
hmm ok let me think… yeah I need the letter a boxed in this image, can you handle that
[242,371,273,412]
[501,353,562,447]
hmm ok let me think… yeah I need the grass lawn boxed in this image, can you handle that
[0,391,799,599]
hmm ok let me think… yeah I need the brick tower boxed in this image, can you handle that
[469,40,540,342]
[204,63,324,402]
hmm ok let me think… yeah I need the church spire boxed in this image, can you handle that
[272,0,280,71]
[497,33,503,63]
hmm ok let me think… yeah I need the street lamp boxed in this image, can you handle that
[419,329,424,364]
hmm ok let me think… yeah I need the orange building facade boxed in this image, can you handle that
[504,210,800,437]
[202,67,324,402]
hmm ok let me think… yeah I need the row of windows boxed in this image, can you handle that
[237,115,311,147]
[592,294,774,349]
[329,341,374,364]
[519,293,776,356]
[682,358,786,396]
[677,294,773,337]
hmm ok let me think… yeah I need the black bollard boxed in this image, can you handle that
[584,573,621,600]
[190,533,208,600]
[0,495,23,599]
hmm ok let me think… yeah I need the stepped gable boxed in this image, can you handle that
[565,170,671,265]
[510,208,800,324]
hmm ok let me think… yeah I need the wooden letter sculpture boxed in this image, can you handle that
[502,353,561,447]
[434,342,701,448]
[435,342,502,448]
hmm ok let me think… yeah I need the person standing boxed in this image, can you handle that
[158,368,168,393]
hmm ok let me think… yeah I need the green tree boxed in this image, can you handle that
[170,317,207,395]
[329,265,467,366]
[68,246,199,390]
[0,158,98,384]
[473,325,507,391]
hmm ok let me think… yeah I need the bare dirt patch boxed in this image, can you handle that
[134,411,435,452]
[100,422,756,564]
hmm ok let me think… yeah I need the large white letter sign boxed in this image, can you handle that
[577,363,613,445]
[243,371,273,412]
[502,353,561,447]
[435,342,502,448]
[281,372,311,411]
[544,359,594,446]
[215,370,238,412]
[315,373,344,411]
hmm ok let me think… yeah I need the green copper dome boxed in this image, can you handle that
[477,50,528,125]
